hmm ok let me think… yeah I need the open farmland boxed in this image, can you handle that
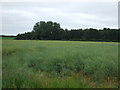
[2,40,118,88]
[0,37,15,40]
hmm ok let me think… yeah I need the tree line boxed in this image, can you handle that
[16,21,120,42]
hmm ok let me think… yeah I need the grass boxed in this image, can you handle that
[2,40,118,88]
[1,37,15,40]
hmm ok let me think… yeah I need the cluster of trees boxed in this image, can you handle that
[16,21,120,42]
[1,35,16,37]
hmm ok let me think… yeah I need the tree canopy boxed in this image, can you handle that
[16,21,120,42]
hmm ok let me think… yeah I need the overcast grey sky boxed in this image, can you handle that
[1,0,118,35]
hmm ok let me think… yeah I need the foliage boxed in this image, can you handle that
[16,21,120,42]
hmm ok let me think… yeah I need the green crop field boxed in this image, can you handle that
[1,37,15,40]
[2,40,118,88]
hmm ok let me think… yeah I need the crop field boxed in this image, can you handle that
[1,37,15,40]
[2,40,118,88]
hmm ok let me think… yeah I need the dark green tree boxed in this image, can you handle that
[16,21,119,42]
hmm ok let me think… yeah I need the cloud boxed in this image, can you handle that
[3,9,38,18]
[0,0,119,3]
[1,1,118,35]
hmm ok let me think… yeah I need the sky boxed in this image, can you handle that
[0,0,119,35]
